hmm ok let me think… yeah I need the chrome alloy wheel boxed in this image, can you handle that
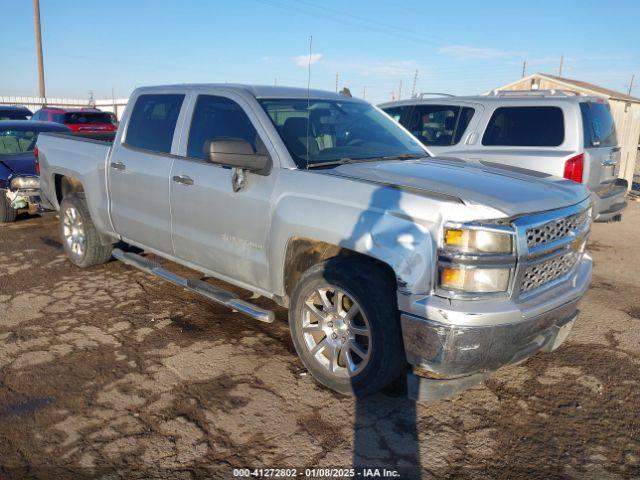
[62,206,86,257]
[301,285,371,377]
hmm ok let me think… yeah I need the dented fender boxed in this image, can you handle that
[268,173,440,298]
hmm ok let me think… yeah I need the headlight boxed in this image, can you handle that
[440,265,510,293]
[444,226,512,254]
[10,176,40,190]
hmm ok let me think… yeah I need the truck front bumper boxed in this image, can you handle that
[399,254,592,400]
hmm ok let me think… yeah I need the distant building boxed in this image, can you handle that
[493,73,640,189]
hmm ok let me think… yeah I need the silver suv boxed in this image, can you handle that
[380,90,628,222]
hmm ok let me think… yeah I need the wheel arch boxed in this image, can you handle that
[280,237,398,307]
[54,174,85,205]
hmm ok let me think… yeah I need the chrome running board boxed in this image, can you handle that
[112,248,275,323]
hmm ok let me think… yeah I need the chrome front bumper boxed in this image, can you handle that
[400,255,591,388]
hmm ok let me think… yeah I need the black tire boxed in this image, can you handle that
[289,256,406,397]
[59,193,113,267]
[0,191,17,223]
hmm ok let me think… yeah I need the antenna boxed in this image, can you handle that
[305,35,313,169]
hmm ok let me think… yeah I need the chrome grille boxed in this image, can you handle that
[521,251,581,293]
[526,210,590,249]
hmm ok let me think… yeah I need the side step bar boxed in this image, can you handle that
[112,248,275,323]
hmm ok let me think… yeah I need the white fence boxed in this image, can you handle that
[0,96,130,120]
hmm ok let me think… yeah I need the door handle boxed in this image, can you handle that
[110,161,126,170]
[172,175,194,186]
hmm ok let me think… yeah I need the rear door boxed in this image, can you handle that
[468,105,573,177]
[108,93,186,253]
[579,100,619,189]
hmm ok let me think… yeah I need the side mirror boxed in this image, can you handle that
[204,138,271,175]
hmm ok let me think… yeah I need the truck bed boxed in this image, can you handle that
[36,131,115,235]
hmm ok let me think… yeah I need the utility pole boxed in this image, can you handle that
[628,74,635,96]
[33,0,46,98]
[335,73,339,93]
[411,69,418,97]
[521,60,527,78]
[274,77,277,86]
[558,55,564,77]
[362,86,367,100]
[398,79,402,101]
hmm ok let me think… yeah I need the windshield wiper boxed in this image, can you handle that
[379,153,425,160]
[306,153,424,169]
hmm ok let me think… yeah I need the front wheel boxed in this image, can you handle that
[289,257,406,397]
[59,193,113,267]
[0,191,17,223]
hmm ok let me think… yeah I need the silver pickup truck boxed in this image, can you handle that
[37,84,593,400]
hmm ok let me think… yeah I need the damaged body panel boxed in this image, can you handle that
[36,84,594,400]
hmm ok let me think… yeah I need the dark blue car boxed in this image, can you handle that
[0,105,33,120]
[0,120,70,222]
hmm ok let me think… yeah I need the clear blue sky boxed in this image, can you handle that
[2,0,639,103]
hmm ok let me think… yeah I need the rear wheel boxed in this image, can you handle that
[289,257,406,396]
[59,193,112,267]
[0,191,17,223]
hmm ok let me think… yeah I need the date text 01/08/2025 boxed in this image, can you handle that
[232,468,401,477]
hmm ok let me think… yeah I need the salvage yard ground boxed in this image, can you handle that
[1,203,639,479]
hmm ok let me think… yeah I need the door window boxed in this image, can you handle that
[125,94,185,153]
[187,95,259,160]
[482,106,564,147]
[405,105,475,146]
[382,106,407,122]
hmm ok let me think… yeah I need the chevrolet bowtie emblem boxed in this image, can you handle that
[569,238,584,253]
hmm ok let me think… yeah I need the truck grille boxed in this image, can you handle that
[526,210,590,249]
[521,251,581,293]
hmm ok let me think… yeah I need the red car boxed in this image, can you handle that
[31,107,117,133]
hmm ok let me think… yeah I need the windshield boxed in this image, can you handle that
[0,130,38,155]
[61,112,115,124]
[259,98,426,167]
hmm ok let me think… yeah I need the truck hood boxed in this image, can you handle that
[0,153,37,177]
[323,157,590,217]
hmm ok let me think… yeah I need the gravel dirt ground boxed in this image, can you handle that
[1,202,639,480]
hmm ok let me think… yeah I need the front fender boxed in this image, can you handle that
[268,190,435,297]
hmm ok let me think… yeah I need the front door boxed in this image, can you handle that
[170,94,274,289]
[109,93,186,253]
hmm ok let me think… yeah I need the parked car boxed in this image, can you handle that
[0,120,71,222]
[380,90,628,222]
[0,105,33,120]
[31,107,117,133]
[36,85,592,400]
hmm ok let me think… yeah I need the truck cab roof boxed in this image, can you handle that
[134,84,365,102]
